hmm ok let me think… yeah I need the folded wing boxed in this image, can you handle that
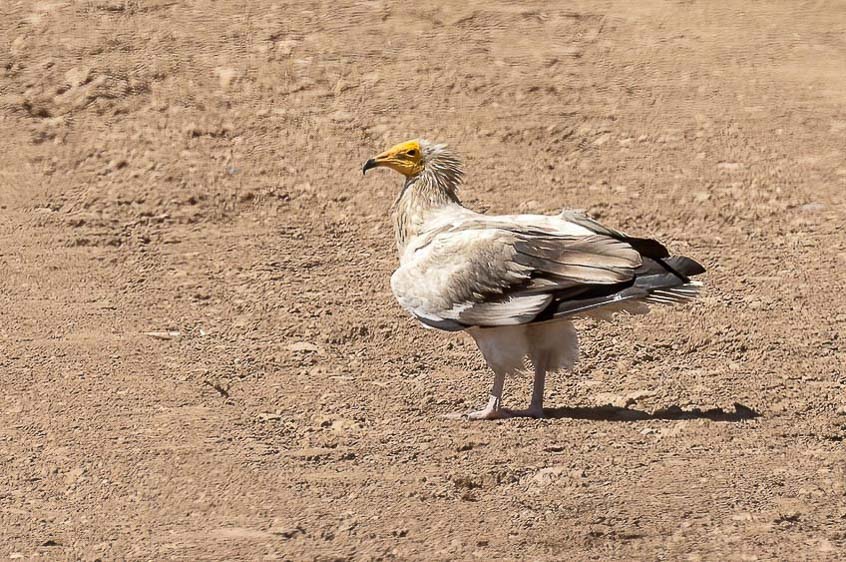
[390,216,645,330]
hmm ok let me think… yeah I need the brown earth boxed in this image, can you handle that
[1,1,845,560]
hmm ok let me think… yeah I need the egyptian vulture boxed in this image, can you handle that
[363,139,705,420]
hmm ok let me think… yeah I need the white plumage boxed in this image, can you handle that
[363,139,705,420]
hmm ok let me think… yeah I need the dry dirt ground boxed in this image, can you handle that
[1,1,845,560]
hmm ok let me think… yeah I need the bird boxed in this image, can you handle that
[362,138,705,420]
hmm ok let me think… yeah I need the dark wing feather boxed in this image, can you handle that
[513,235,641,284]
[537,254,706,321]
[558,210,670,258]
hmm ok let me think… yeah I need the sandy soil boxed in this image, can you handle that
[1,1,845,560]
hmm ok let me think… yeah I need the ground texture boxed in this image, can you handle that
[1,1,845,560]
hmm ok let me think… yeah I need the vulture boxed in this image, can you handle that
[363,139,705,420]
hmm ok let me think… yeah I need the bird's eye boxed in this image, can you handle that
[407,149,418,157]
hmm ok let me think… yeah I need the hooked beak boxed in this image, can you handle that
[362,158,378,175]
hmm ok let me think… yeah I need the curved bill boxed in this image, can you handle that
[362,158,377,175]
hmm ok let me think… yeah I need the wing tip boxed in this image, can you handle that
[644,282,703,305]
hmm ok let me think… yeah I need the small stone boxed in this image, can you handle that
[337,516,357,533]
[215,67,239,89]
[592,133,611,146]
[329,110,353,123]
[531,465,566,485]
[184,122,202,137]
[144,331,181,340]
[65,66,91,87]
[286,341,322,353]
[271,526,303,539]
[799,202,826,213]
[329,418,360,434]
[65,466,85,484]
[818,539,835,553]
[625,390,656,407]
[275,39,299,56]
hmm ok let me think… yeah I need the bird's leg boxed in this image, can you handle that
[505,353,547,419]
[456,369,511,420]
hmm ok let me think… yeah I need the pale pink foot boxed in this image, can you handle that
[463,407,512,420]
[443,406,512,420]
[443,391,510,421]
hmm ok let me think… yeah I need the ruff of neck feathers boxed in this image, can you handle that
[392,143,464,252]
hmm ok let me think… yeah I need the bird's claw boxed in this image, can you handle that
[443,408,511,421]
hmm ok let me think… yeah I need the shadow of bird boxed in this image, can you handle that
[542,402,760,422]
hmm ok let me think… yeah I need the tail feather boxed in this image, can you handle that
[644,281,702,306]
[546,255,705,321]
